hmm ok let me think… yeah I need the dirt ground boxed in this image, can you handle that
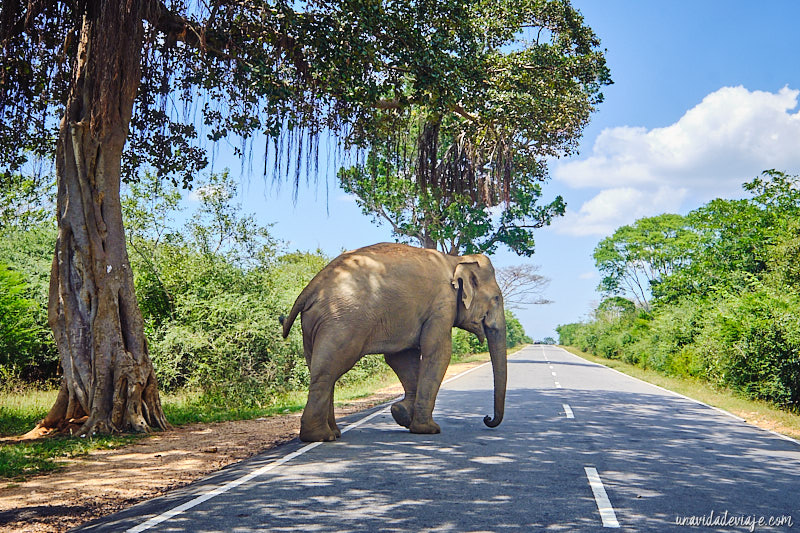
[0,360,488,532]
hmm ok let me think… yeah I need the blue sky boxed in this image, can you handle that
[202,1,800,341]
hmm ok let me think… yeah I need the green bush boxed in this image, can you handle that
[144,252,325,408]
[452,328,487,358]
[0,265,39,384]
[506,311,532,347]
[695,289,800,409]
[0,223,59,386]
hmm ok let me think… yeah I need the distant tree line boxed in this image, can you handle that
[558,170,800,412]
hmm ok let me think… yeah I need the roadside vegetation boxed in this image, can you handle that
[558,170,800,419]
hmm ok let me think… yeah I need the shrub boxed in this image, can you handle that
[0,265,39,383]
[0,223,59,385]
[696,289,800,409]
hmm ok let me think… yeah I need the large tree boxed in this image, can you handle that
[594,214,696,310]
[1,0,608,435]
[339,2,611,256]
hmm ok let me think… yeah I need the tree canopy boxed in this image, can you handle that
[593,213,696,309]
[2,0,610,195]
[340,153,566,255]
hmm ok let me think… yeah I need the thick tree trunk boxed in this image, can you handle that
[38,3,168,435]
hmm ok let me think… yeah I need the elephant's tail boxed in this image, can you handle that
[280,288,310,339]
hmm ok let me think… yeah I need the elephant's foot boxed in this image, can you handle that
[390,401,414,428]
[409,419,441,434]
[299,423,338,442]
[327,415,341,438]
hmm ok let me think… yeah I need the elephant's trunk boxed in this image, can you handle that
[483,319,507,428]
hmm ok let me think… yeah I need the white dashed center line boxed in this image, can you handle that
[563,404,574,419]
[585,467,620,528]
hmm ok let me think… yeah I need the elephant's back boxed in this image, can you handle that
[322,243,450,292]
[302,243,452,325]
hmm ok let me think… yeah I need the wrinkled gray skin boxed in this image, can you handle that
[281,243,507,442]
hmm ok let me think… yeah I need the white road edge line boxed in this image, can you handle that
[126,356,507,532]
[556,347,800,446]
[585,467,620,528]
[126,440,326,533]
[563,404,574,419]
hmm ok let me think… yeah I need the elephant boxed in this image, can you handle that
[280,242,507,443]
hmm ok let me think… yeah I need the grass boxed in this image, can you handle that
[160,389,308,426]
[0,388,57,436]
[561,345,800,441]
[1,434,140,482]
[0,344,520,481]
[0,389,143,481]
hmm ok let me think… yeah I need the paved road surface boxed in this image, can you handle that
[79,346,800,532]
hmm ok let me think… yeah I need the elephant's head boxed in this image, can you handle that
[452,256,507,428]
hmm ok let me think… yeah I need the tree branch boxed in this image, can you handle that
[146,1,310,79]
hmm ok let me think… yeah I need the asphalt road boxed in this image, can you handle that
[78,345,800,532]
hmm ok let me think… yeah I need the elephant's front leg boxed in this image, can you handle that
[384,349,421,428]
[410,322,452,434]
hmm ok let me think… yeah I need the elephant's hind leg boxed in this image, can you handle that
[300,375,338,442]
[300,333,363,442]
[384,349,421,428]
[328,401,341,438]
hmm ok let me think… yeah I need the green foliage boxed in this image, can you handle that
[564,171,800,412]
[0,174,55,231]
[452,310,531,358]
[505,310,533,347]
[0,223,59,386]
[2,1,609,198]
[0,266,39,375]
[120,172,323,408]
[452,329,489,358]
[594,213,696,308]
[340,154,565,256]
[694,288,800,408]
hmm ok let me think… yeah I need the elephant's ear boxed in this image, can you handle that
[452,261,479,310]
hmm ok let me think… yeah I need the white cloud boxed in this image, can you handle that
[554,186,687,236]
[578,271,597,280]
[553,86,800,235]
